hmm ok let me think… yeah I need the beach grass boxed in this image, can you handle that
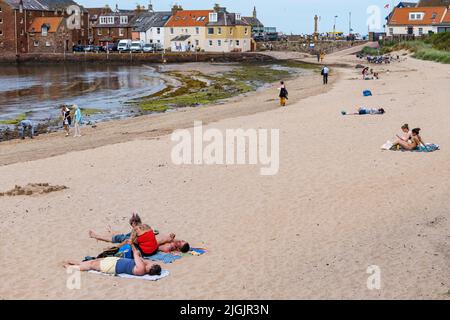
[80,108,103,116]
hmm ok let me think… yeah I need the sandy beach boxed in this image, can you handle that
[0,44,449,300]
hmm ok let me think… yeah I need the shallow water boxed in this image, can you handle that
[0,64,166,127]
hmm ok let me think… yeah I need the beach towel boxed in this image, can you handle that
[381,141,440,152]
[363,90,372,96]
[145,252,182,264]
[88,269,170,281]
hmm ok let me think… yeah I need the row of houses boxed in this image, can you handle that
[385,0,450,37]
[91,4,262,52]
[0,1,264,55]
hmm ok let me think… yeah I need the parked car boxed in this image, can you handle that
[84,45,104,53]
[103,43,118,52]
[118,39,132,53]
[130,41,143,53]
[142,43,154,53]
[72,44,85,52]
[153,43,164,52]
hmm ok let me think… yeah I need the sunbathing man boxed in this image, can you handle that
[63,242,162,276]
[89,214,190,254]
[342,107,385,115]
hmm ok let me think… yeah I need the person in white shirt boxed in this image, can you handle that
[321,66,329,85]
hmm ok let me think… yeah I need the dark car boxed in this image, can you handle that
[72,44,85,52]
[104,43,118,52]
[84,45,105,53]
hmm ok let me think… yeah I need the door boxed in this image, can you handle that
[407,27,413,35]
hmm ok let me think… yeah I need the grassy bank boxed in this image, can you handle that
[368,32,450,64]
[131,62,314,113]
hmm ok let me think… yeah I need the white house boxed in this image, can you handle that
[386,6,449,36]
[131,11,172,48]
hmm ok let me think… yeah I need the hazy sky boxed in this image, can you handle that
[78,0,400,34]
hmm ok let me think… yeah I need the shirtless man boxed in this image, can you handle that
[89,213,190,254]
[63,243,162,276]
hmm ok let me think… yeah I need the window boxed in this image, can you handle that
[34,41,39,47]
[208,27,214,35]
[236,40,240,46]
[209,40,213,46]
[195,27,199,34]
[218,39,222,46]
[217,27,222,35]
[157,28,160,34]
[409,13,424,21]
[389,28,393,35]
[45,41,51,47]
[230,28,233,35]
[157,40,160,43]
[119,28,124,36]
[195,39,199,46]
[209,12,218,22]
[97,29,102,36]
[170,27,174,34]
[0,30,3,36]
[120,16,128,24]
[244,28,248,35]
[419,27,423,35]
[236,13,241,20]
[0,19,3,24]
[20,29,24,36]
[41,26,48,36]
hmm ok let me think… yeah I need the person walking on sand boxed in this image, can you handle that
[18,119,34,140]
[321,66,329,85]
[279,81,288,107]
[320,52,325,62]
[61,105,71,137]
[316,52,320,63]
[73,105,82,138]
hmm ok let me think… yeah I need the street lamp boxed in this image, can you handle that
[333,15,338,40]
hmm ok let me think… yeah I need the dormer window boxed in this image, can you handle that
[236,13,241,20]
[209,12,218,22]
[41,25,48,36]
[409,13,424,21]
[120,16,128,24]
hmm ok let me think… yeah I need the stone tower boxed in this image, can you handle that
[253,6,257,19]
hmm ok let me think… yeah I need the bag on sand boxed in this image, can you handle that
[96,247,120,259]
[321,69,324,76]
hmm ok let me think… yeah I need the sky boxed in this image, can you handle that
[78,0,402,34]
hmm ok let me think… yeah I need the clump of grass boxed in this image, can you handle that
[0,114,26,125]
[413,48,450,64]
[80,108,103,116]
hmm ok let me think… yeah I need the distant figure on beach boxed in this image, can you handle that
[18,119,34,140]
[73,105,82,138]
[392,128,425,151]
[63,242,162,277]
[279,81,288,107]
[61,105,71,137]
[320,52,325,62]
[316,52,320,62]
[321,66,329,85]
[397,124,412,142]
[342,107,385,115]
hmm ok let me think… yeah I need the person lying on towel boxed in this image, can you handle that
[64,242,162,277]
[392,128,426,151]
[89,213,190,255]
[342,107,385,115]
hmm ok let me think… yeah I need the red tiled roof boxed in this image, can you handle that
[388,7,447,25]
[165,10,213,27]
[28,17,64,32]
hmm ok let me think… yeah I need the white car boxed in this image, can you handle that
[142,43,153,53]
[130,41,143,53]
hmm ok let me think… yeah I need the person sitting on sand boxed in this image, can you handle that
[392,128,425,151]
[342,107,385,115]
[64,242,162,276]
[89,213,190,254]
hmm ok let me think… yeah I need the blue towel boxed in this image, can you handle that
[414,144,440,152]
[145,252,182,264]
[363,90,372,96]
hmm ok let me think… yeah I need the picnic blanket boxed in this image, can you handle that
[381,141,440,152]
[88,269,170,281]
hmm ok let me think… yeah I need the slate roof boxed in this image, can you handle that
[241,16,264,27]
[207,12,250,26]
[171,35,191,41]
[130,11,172,32]
[4,0,79,11]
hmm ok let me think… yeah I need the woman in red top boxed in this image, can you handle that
[131,224,158,256]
